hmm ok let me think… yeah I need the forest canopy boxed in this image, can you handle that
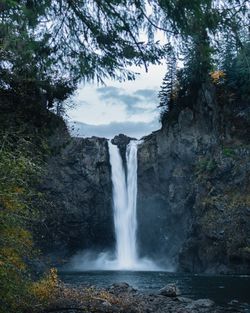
[1,0,249,115]
[157,0,249,121]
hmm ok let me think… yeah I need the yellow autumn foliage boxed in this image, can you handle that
[210,70,225,83]
[31,268,59,303]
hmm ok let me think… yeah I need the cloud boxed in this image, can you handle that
[69,120,161,139]
[95,86,158,117]
[116,94,141,106]
[69,64,166,128]
[134,89,158,100]
[97,87,141,106]
[97,86,121,96]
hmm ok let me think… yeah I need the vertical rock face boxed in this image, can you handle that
[137,111,199,268]
[137,131,194,268]
[38,136,114,262]
[137,84,250,273]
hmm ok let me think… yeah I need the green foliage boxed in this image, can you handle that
[224,41,250,101]
[222,147,235,157]
[157,0,249,125]
[0,0,74,111]
[151,0,218,36]
[1,0,248,125]
[196,157,217,175]
[0,132,41,312]
[0,0,167,108]
[157,0,216,124]
[159,37,214,124]
[158,47,177,110]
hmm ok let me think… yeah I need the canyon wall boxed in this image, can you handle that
[137,84,250,273]
[37,135,114,263]
[38,84,249,273]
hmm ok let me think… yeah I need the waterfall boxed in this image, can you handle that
[70,140,160,271]
[107,140,159,270]
[108,140,138,269]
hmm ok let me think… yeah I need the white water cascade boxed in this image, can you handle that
[107,140,159,270]
[109,141,138,269]
[70,140,160,271]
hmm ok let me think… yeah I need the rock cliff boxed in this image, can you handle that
[137,84,250,273]
[37,135,114,263]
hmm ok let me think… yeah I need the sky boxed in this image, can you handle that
[68,63,166,139]
[67,24,169,139]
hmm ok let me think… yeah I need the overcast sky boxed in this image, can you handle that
[68,63,167,139]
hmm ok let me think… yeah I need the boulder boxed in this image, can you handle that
[158,284,181,297]
[186,298,215,309]
[108,282,136,294]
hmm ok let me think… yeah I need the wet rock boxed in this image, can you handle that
[111,134,135,169]
[108,282,136,294]
[228,299,239,305]
[45,281,245,313]
[177,297,193,303]
[158,284,181,297]
[102,300,112,307]
[186,298,215,309]
[111,134,134,147]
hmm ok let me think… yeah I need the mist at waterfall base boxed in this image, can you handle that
[69,140,168,272]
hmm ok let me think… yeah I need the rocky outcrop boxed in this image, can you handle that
[45,281,246,313]
[158,284,181,297]
[137,83,250,273]
[111,134,135,172]
[37,135,114,263]
[179,145,250,274]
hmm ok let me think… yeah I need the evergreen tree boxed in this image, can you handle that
[224,40,250,101]
[158,48,177,111]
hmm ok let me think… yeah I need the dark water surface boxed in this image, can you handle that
[60,270,250,308]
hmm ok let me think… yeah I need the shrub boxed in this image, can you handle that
[31,268,59,304]
[0,133,40,313]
